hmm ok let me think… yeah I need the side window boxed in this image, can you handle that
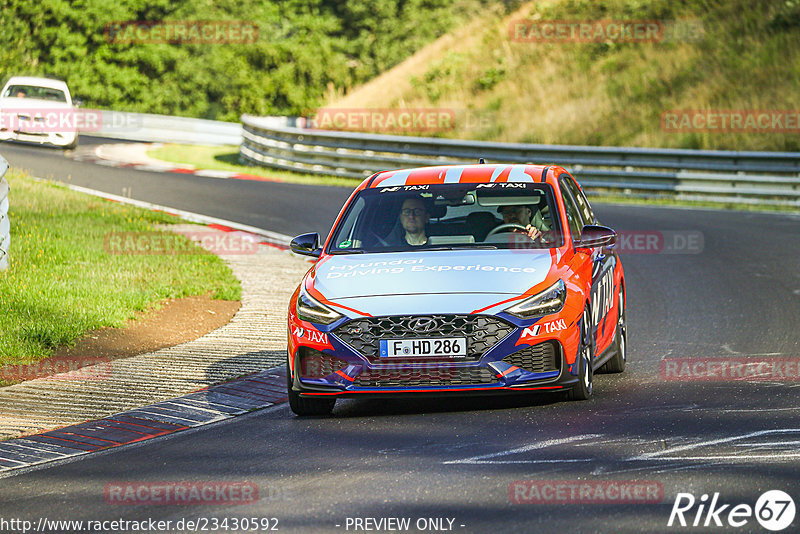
[560,179,586,241]
[562,174,595,224]
[330,197,365,249]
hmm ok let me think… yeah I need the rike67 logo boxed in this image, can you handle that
[668,490,796,531]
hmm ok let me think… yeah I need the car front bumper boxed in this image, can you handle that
[0,129,76,147]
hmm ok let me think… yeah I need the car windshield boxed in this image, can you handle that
[3,84,67,102]
[329,182,562,254]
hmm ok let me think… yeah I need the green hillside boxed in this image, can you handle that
[332,0,800,151]
[1,0,518,120]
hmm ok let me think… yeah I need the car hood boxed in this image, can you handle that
[313,249,555,316]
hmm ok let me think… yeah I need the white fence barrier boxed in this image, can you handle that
[0,155,9,271]
[79,111,300,146]
[80,110,247,146]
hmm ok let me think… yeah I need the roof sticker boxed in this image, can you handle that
[369,171,396,188]
[457,166,495,183]
[406,167,448,185]
[491,165,513,183]
[507,166,536,182]
[375,169,413,187]
[489,165,509,181]
[443,167,465,183]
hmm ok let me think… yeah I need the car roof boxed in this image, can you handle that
[364,164,568,189]
[2,76,70,92]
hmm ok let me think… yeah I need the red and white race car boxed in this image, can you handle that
[287,163,627,416]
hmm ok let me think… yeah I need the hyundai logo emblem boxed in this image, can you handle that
[409,317,438,332]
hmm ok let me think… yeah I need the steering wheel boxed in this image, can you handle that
[486,223,528,238]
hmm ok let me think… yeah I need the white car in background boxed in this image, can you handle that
[0,76,79,149]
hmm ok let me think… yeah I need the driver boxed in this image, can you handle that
[497,204,549,241]
[398,196,430,246]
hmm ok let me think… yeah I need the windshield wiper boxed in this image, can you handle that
[329,249,366,254]
[426,245,499,250]
[330,245,498,254]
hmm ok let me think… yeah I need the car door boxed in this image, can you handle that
[560,174,616,356]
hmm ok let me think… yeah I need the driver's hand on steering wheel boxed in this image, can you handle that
[521,225,542,241]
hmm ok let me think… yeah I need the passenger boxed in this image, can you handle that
[399,196,430,246]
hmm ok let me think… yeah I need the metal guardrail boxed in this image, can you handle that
[80,110,250,146]
[0,155,9,271]
[239,115,800,207]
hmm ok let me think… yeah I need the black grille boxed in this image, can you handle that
[354,366,496,387]
[298,349,346,379]
[502,342,559,373]
[334,315,514,361]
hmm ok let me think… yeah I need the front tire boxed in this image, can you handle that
[567,307,594,401]
[287,360,335,416]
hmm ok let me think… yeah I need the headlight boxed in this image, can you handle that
[296,286,343,325]
[504,279,566,318]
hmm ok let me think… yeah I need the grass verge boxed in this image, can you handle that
[0,169,241,369]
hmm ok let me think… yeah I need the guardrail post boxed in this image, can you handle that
[0,155,10,271]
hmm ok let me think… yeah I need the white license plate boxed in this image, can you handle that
[379,338,467,358]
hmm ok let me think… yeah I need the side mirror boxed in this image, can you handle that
[574,225,617,251]
[290,232,322,258]
[72,99,83,108]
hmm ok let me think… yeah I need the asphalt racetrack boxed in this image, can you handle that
[1,138,799,533]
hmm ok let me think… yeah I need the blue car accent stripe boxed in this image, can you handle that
[302,385,564,395]
[496,365,521,378]
[335,370,354,382]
